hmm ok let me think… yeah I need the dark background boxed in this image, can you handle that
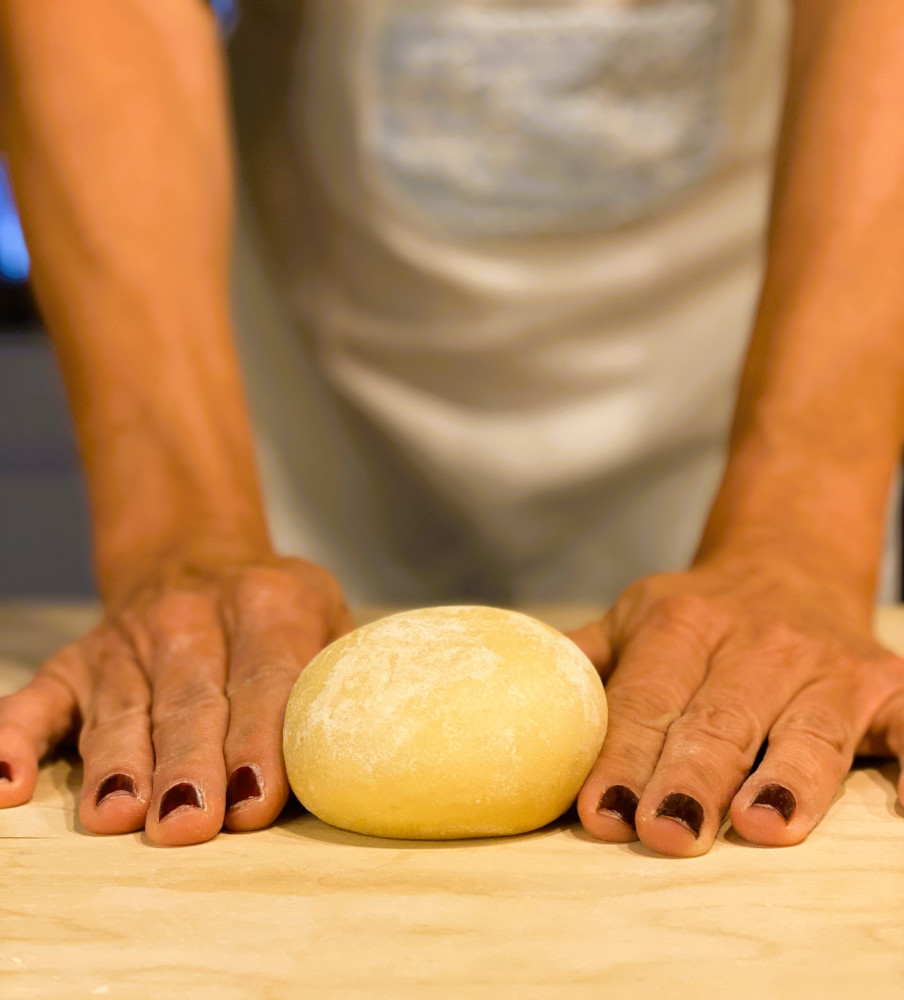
[0,165,94,597]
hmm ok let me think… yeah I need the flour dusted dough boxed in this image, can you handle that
[283,606,607,839]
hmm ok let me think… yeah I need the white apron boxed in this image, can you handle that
[227,0,900,604]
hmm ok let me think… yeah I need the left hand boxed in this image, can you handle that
[0,550,354,846]
[567,557,904,857]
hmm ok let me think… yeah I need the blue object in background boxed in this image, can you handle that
[0,161,29,283]
[210,0,239,35]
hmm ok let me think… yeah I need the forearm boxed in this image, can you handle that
[0,0,270,598]
[698,0,904,600]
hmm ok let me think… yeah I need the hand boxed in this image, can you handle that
[0,551,353,846]
[568,558,904,857]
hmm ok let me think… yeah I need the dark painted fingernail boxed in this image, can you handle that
[751,783,796,823]
[656,792,704,838]
[96,773,137,805]
[597,785,639,827]
[0,761,12,782]
[159,782,204,821]
[226,766,262,810]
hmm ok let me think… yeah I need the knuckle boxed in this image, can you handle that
[676,696,762,757]
[648,593,721,645]
[234,564,332,619]
[233,567,300,614]
[609,680,685,734]
[78,701,150,755]
[610,580,649,620]
[84,681,150,729]
[612,574,676,623]
[145,590,215,637]
[32,644,89,712]
[292,559,343,600]
[640,593,724,650]
[151,679,227,726]
[39,642,86,687]
[776,707,852,758]
[295,565,346,619]
[750,621,813,663]
[657,591,710,621]
[226,657,301,697]
[232,562,345,638]
[80,627,132,670]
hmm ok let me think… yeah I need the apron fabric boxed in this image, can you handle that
[228,0,898,604]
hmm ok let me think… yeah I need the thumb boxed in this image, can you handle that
[565,609,616,678]
[0,646,82,808]
[867,685,904,808]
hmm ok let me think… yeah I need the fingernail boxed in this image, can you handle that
[96,773,137,805]
[159,782,204,821]
[597,785,639,827]
[751,783,796,823]
[226,766,263,810]
[0,761,12,782]
[656,792,704,838]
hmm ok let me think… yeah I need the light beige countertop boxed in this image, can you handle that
[1,602,903,1000]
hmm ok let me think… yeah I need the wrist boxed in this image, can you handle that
[95,515,274,609]
[88,432,272,603]
[695,429,895,604]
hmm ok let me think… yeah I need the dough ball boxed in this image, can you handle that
[283,605,607,839]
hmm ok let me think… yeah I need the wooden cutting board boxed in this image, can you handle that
[1,602,903,1000]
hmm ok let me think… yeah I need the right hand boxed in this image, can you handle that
[0,551,354,846]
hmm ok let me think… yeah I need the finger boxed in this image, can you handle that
[141,593,229,847]
[75,630,154,835]
[877,691,904,805]
[565,610,614,674]
[731,675,876,846]
[577,598,716,844]
[0,650,80,808]
[858,665,904,807]
[635,637,804,857]
[223,631,311,831]
[223,579,332,832]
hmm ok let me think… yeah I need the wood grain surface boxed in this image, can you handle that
[1,602,903,1000]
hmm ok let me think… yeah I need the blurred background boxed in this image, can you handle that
[0,159,94,597]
